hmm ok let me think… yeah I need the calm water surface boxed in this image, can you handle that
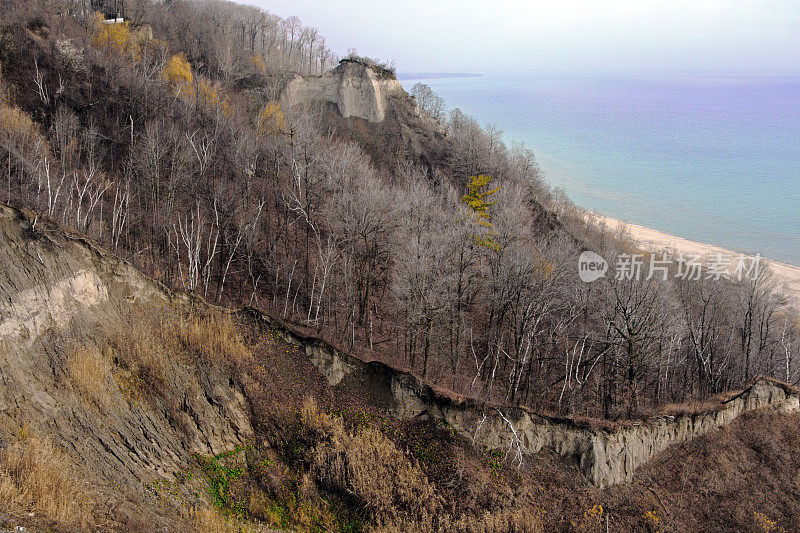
[401,73,800,265]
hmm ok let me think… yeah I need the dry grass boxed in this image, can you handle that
[182,504,258,533]
[604,409,800,532]
[104,307,254,401]
[169,311,253,366]
[303,396,441,525]
[325,425,440,516]
[301,397,543,532]
[0,435,95,528]
[188,393,543,532]
[68,345,114,408]
[109,307,253,368]
[445,508,543,533]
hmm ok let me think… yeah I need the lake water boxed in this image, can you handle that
[400,73,800,266]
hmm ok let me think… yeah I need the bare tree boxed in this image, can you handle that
[735,265,787,382]
[173,201,219,295]
[601,272,679,415]
[411,83,445,120]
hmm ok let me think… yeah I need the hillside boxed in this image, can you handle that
[0,1,798,531]
[0,204,254,530]
[0,202,799,532]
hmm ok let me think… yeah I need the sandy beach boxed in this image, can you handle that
[589,213,800,308]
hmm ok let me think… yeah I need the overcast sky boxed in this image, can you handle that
[249,0,800,74]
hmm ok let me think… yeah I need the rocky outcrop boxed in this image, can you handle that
[281,59,408,123]
[259,313,800,489]
[274,59,447,171]
[446,379,798,488]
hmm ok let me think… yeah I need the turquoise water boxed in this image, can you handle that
[401,73,800,266]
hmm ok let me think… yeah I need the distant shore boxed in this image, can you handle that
[397,72,482,80]
[589,213,800,307]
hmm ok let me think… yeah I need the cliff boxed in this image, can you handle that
[0,204,797,530]
[0,205,253,528]
[276,59,446,170]
[281,59,409,123]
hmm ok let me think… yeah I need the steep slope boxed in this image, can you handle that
[259,312,800,488]
[0,205,254,530]
[606,407,800,532]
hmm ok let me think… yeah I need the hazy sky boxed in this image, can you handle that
[250,0,800,74]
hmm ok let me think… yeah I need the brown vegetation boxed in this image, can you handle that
[0,435,96,528]
[188,393,545,533]
[607,408,800,532]
[68,345,114,408]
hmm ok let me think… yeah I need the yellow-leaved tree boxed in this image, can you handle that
[91,15,139,61]
[257,102,286,136]
[461,174,499,250]
[196,78,230,115]
[0,103,40,146]
[0,64,43,156]
[162,53,194,98]
[249,55,267,74]
[162,55,230,115]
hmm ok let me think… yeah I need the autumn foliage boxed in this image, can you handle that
[257,101,286,136]
[0,102,41,150]
[462,174,499,249]
[162,53,193,95]
[91,15,146,61]
[162,53,230,114]
[249,54,267,74]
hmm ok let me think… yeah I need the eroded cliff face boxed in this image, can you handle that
[264,316,800,489]
[280,59,408,123]
[0,206,167,344]
[0,205,252,505]
[275,59,446,171]
[447,379,799,488]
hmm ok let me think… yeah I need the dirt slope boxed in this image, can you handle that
[0,205,253,530]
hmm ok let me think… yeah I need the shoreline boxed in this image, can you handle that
[588,212,800,307]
